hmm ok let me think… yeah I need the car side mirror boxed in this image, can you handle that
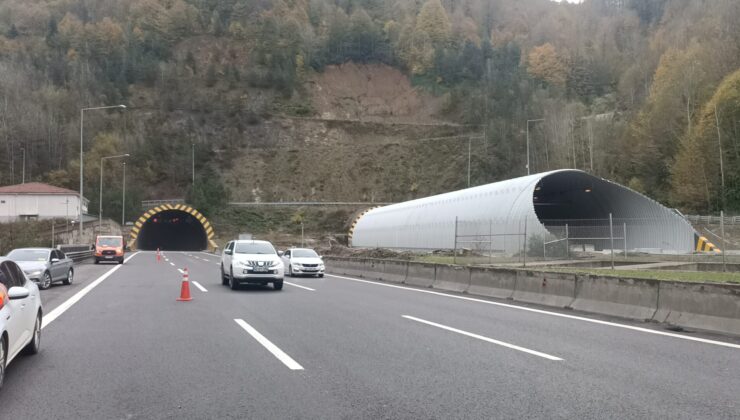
[51,258,60,263]
[278,251,284,257]
[224,249,232,255]
[8,286,30,300]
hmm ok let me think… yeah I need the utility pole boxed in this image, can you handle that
[467,137,472,187]
[192,142,195,186]
[526,119,545,175]
[100,154,130,234]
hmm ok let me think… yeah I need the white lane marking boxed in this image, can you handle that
[177,268,186,275]
[234,319,304,370]
[169,262,175,266]
[403,315,562,361]
[326,274,740,350]
[285,281,315,291]
[192,281,208,292]
[43,252,140,329]
[200,252,218,259]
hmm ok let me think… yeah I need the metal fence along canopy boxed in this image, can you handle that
[349,169,699,254]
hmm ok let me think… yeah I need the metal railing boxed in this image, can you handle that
[141,199,185,209]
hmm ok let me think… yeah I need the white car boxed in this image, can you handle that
[281,248,325,277]
[0,257,42,389]
[220,240,284,290]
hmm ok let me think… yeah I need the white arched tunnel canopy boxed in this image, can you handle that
[350,170,704,254]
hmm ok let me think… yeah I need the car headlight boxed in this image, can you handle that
[292,264,301,269]
[269,261,281,268]
[27,270,43,277]
[234,260,249,267]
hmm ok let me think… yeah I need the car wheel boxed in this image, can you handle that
[40,272,52,290]
[318,274,324,278]
[118,258,124,265]
[274,279,284,290]
[221,265,228,285]
[0,336,6,389]
[63,268,74,285]
[94,258,99,264]
[23,312,41,355]
[229,267,238,290]
[287,266,293,277]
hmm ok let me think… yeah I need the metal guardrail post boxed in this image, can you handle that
[623,222,627,259]
[565,224,569,258]
[488,219,493,265]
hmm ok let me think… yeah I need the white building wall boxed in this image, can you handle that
[0,194,87,222]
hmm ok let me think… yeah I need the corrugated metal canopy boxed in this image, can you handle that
[350,169,697,253]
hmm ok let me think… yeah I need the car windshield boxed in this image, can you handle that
[292,249,319,258]
[97,238,122,247]
[234,242,276,255]
[7,249,49,262]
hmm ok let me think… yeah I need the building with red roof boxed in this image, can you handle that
[0,182,88,222]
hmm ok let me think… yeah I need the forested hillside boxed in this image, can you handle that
[0,0,739,219]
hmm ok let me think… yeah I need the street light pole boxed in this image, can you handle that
[122,161,126,226]
[192,142,195,186]
[79,104,126,239]
[526,119,545,175]
[99,153,130,234]
[715,104,726,207]
[21,147,25,184]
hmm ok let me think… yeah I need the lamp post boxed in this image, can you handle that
[192,142,195,186]
[79,104,126,239]
[21,146,25,184]
[99,153,130,233]
[526,119,545,175]
[122,161,126,227]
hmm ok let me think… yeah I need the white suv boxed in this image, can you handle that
[220,240,284,290]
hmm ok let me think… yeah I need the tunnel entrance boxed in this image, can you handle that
[137,210,207,251]
[130,204,215,251]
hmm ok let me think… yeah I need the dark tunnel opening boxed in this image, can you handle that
[137,210,208,251]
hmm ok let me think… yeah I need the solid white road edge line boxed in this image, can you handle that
[192,281,208,292]
[42,252,140,329]
[233,319,304,370]
[326,274,740,350]
[284,281,315,291]
[403,315,563,361]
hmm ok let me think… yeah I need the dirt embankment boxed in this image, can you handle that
[307,62,448,124]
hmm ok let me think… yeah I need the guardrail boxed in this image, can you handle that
[66,250,94,262]
[686,215,740,225]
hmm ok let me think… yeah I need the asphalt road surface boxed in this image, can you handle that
[1,251,739,419]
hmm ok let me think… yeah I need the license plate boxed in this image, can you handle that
[304,268,317,271]
[105,256,113,259]
[253,267,268,273]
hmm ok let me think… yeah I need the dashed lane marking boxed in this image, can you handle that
[284,281,315,291]
[192,281,208,292]
[234,319,304,370]
[403,315,562,361]
[326,274,740,350]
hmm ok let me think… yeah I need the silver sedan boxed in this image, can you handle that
[6,248,74,290]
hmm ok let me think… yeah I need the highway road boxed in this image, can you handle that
[1,251,739,419]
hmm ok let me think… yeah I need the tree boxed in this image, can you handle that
[6,24,19,39]
[527,43,568,88]
[415,0,451,46]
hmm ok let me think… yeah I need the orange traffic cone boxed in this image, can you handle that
[156,248,161,263]
[177,268,192,302]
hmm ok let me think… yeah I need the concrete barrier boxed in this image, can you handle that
[653,282,740,336]
[512,271,576,308]
[433,265,470,293]
[572,275,659,320]
[468,267,516,299]
[405,263,436,288]
[379,260,408,284]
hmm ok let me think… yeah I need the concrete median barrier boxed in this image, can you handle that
[512,271,576,308]
[572,275,659,321]
[467,267,516,299]
[653,282,740,336]
[405,262,436,288]
[433,265,471,293]
[379,260,408,283]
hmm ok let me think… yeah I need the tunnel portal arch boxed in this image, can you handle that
[129,204,216,251]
